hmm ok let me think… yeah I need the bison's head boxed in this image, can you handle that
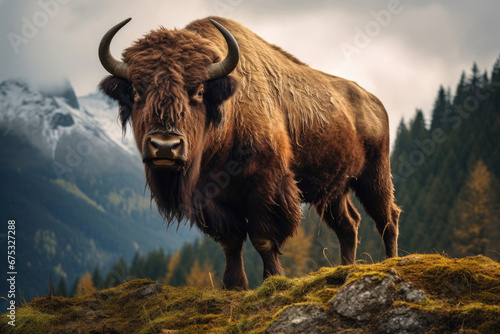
[98,18,240,221]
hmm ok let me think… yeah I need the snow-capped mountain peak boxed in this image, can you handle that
[78,92,137,155]
[0,79,138,160]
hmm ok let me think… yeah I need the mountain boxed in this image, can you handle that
[38,78,80,110]
[78,91,137,156]
[0,79,198,305]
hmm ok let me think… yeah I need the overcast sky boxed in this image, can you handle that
[1,0,499,141]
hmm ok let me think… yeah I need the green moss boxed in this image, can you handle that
[1,254,499,333]
[225,316,251,334]
[255,276,294,298]
[307,288,337,304]
[121,278,156,290]
[2,307,59,334]
[461,303,500,316]
[344,270,389,284]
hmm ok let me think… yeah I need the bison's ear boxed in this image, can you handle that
[99,76,134,131]
[204,74,239,126]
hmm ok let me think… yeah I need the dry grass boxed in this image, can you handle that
[1,254,499,333]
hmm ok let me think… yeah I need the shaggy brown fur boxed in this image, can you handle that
[99,17,401,290]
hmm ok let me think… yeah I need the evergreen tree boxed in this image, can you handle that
[453,71,467,106]
[409,109,428,139]
[482,71,489,85]
[469,62,481,88]
[393,119,411,156]
[143,248,170,280]
[70,278,79,297]
[492,54,500,80]
[491,54,500,107]
[129,252,143,278]
[56,277,68,297]
[103,258,128,288]
[391,119,413,186]
[91,266,103,290]
[430,86,450,131]
[388,58,500,258]
[421,178,449,251]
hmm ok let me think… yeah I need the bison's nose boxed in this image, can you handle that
[142,132,187,169]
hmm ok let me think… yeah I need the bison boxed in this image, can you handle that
[98,17,401,290]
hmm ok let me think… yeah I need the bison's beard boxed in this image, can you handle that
[145,152,202,227]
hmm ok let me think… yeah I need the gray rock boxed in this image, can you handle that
[331,274,396,322]
[377,306,428,334]
[135,284,162,298]
[398,282,427,303]
[265,304,329,334]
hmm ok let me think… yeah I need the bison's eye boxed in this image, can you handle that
[132,87,143,102]
[132,88,142,102]
[190,85,205,104]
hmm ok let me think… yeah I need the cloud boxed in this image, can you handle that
[0,0,499,141]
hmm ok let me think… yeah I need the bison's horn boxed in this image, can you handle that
[207,19,240,80]
[99,18,131,80]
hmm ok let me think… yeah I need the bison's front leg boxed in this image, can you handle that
[220,237,249,290]
[248,171,302,280]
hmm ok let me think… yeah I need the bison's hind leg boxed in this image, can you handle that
[316,192,361,265]
[352,157,401,258]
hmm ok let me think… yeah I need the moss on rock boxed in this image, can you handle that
[1,254,498,333]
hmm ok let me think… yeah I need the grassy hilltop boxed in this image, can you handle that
[1,254,499,333]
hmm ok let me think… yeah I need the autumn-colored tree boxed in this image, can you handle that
[74,271,97,297]
[165,251,181,284]
[451,160,500,258]
[186,260,215,287]
[281,225,313,276]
